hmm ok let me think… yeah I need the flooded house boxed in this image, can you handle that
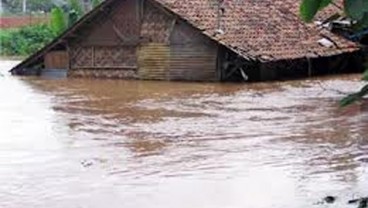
[10,0,362,81]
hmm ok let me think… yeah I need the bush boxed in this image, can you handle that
[0,24,56,56]
[50,7,67,35]
[92,0,102,8]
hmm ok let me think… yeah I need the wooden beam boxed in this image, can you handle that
[92,46,95,67]
[167,18,177,43]
[224,65,238,79]
[307,57,312,77]
[74,66,138,69]
[66,44,71,71]
[148,0,174,18]
[112,24,128,42]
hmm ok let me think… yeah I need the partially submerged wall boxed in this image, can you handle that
[44,51,68,69]
[11,0,362,82]
[218,50,363,82]
[68,68,137,79]
[68,0,140,79]
[67,0,219,81]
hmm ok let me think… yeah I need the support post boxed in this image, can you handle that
[22,0,27,13]
[307,57,312,77]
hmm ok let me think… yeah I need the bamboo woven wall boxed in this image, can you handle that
[69,0,140,78]
[68,0,219,81]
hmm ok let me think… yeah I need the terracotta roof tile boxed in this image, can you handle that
[156,0,358,61]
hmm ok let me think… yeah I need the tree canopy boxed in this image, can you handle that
[50,7,67,35]
[300,0,368,106]
[1,0,55,13]
[300,0,368,29]
[1,0,103,14]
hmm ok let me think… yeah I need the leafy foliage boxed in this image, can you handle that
[0,1,102,56]
[301,0,368,28]
[68,0,83,18]
[344,0,368,21]
[1,0,55,13]
[362,69,368,81]
[68,10,79,27]
[92,0,102,8]
[340,85,368,106]
[0,24,55,56]
[50,7,67,35]
[300,0,332,22]
[300,0,368,106]
[66,0,86,26]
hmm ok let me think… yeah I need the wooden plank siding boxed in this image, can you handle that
[138,0,172,80]
[138,0,218,81]
[169,45,218,81]
[67,0,219,81]
[11,0,360,80]
[44,51,69,69]
[169,21,218,81]
[138,43,170,80]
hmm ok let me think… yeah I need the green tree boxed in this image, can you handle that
[300,0,368,106]
[67,0,84,26]
[300,0,368,28]
[68,10,79,27]
[92,0,102,8]
[27,0,55,13]
[50,7,66,35]
[68,0,83,18]
[1,0,55,13]
[0,24,54,56]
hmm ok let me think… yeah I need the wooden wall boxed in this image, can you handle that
[44,51,68,69]
[138,0,172,80]
[68,0,140,79]
[138,0,218,81]
[169,21,218,81]
[68,0,219,81]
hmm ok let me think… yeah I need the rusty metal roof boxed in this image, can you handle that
[156,0,358,61]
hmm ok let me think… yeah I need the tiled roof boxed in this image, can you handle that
[156,0,358,61]
[11,0,359,74]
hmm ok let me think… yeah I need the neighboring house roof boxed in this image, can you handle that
[11,0,359,73]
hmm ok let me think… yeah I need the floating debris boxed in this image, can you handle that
[324,196,336,204]
[359,198,368,208]
[81,160,94,167]
[348,197,368,208]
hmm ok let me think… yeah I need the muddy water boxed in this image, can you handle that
[0,60,368,208]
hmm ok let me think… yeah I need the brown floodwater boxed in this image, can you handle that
[0,60,368,208]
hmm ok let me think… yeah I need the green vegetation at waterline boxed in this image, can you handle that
[300,0,368,106]
[0,24,55,56]
[0,6,67,56]
[0,0,104,56]
[340,70,368,106]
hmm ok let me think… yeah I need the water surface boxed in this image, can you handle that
[0,60,367,208]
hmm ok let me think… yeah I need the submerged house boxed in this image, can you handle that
[10,0,361,81]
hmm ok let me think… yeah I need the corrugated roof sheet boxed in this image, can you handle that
[156,0,358,61]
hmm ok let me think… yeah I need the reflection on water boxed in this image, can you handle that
[0,60,367,208]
